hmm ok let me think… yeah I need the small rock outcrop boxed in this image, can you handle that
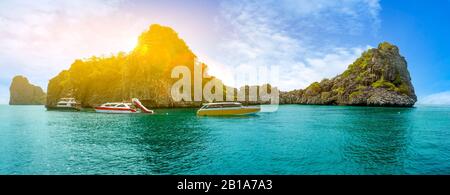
[9,75,46,105]
[280,42,417,107]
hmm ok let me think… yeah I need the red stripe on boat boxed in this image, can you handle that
[94,107,136,112]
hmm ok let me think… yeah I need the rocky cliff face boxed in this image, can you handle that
[9,75,46,105]
[280,42,417,107]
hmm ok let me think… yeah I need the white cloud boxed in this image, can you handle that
[419,91,450,105]
[0,0,148,91]
[212,0,381,90]
[281,47,370,90]
[0,0,222,104]
[0,0,383,103]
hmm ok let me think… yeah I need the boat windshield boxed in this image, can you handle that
[206,104,222,109]
[202,103,242,109]
[221,104,242,108]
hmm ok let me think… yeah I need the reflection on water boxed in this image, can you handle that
[0,105,450,174]
[197,115,259,119]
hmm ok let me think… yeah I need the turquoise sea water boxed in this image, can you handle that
[0,104,449,175]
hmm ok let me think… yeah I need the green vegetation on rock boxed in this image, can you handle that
[333,87,345,95]
[372,77,396,90]
[307,82,321,93]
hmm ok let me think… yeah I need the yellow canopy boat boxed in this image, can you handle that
[197,102,260,116]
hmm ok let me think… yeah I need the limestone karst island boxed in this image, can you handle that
[9,75,46,105]
[280,42,417,107]
[9,25,417,108]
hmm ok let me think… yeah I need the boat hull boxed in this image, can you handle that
[47,106,81,111]
[94,107,137,114]
[197,107,260,116]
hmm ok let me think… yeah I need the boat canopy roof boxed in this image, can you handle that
[201,102,243,109]
[203,102,242,106]
[101,102,132,107]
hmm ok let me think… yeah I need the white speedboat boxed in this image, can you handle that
[94,102,137,114]
[52,98,80,111]
[95,98,154,114]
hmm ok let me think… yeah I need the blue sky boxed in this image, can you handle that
[0,0,449,104]
[378,0,450,103]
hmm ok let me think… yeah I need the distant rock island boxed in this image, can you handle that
[9,75,46,105]
[280,42,417,107]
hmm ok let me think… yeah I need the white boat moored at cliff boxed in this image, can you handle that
[94,102,137,114]
[95,98,154,114]
[53,98,80,111]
